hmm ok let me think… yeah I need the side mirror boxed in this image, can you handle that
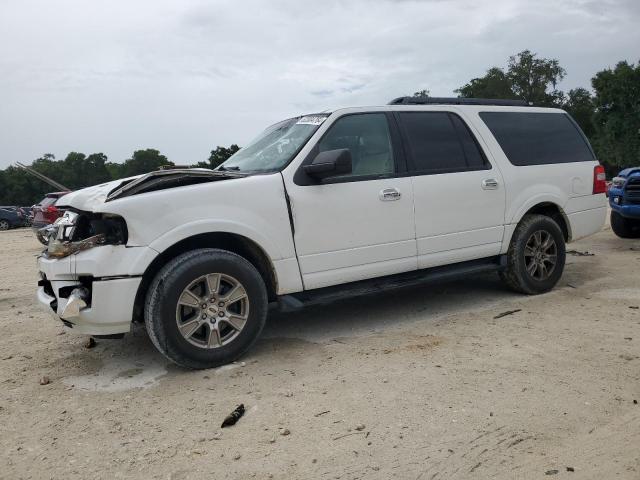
[303,149,352,180]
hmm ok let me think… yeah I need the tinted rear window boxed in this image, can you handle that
[398,112,488,174]
[479,112,594,166]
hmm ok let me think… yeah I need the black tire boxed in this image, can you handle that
[145,248,268,369]
[610,211,640,238]
[500,214,566,295]
[0,220,9,230]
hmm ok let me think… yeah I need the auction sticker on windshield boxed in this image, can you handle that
[296,115,329,126]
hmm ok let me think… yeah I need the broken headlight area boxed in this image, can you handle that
[44,210,128,259]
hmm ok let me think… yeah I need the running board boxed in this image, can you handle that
[278,255,507,311]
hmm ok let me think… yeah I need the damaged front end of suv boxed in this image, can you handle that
[35,167,251,337]
[43,210,128,259]
[37,210,129,324]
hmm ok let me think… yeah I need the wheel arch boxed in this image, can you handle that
[521,202,570,241]
[132,232,278,323]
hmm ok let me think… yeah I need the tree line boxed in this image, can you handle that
[1,50,638,206]
[0,145,239,206]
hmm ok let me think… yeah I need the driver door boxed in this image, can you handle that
[283,112,417,290]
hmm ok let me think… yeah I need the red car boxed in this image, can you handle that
[32,192,69,229]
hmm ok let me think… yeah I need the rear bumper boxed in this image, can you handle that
[566,206,607,242]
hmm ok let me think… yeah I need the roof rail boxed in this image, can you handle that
[388,96,531,107]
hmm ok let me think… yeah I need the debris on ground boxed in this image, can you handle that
[634,399,638,405]
[566,250,595,256]
[221,404,245,428]
[566,467,575,472]
[567,284,577,289]
[279,428,290,436]
[493,309,522,319]
[314,410,330,417]
[84,337,96,349]
[629,306,639,310]
[545,469,559,475]
[39,376,50,385]
[333,431,366,441]
[355,424,366,431]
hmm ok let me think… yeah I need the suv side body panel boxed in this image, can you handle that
[395,108,507,269]
[465,106,606,246]
[281,111,417,290]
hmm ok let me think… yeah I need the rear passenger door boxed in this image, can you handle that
[395,111,506,269]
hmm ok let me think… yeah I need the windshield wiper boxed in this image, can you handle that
[217,165,240,171]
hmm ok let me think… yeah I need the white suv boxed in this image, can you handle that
[36,97,607,368]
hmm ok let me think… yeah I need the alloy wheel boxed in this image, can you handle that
[175,273,250,349]
[524,230,557,281]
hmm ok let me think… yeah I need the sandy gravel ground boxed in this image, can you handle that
[1,223,639,480]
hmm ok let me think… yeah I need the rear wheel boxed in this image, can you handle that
[0,220,9,230]
[145,248,268,369]
[610,211,640,238]
[500,214,566,295]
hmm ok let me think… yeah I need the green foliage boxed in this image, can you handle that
[562,88,596,138]
[455,50,565,106]
[118,149,173,178]
[506,50,566,106]
[412,89,430,98]
[455,67,516,100]
[591,61,640,169]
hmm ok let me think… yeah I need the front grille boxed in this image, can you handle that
[625,177,640,204]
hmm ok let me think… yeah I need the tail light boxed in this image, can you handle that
[593,165,606,194]
[45,205,58,214]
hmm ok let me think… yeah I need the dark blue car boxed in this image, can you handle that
[609,167,640,238]
[0,207,25,230]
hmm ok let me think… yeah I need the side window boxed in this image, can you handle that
[479,112,595,166]
[449,114,486,169]
[317,113,394,178]
[398,112,488,174]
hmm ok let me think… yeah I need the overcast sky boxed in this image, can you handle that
[0,0,638,168]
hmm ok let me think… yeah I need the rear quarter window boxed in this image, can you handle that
[479,112,595,166]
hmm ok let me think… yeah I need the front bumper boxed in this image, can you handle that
[608,187,640,218]
[37,275,142,335]
[36,245,154,335]
[609,201,640,219]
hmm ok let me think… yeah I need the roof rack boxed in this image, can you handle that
[388,96,530,107]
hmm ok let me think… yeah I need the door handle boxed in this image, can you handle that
[379,188,401,201]
[482,178,499,190]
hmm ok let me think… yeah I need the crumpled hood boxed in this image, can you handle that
[56,176,140,211]
[55,169,245,212]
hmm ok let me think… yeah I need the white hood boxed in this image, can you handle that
[56,177,140,211]
[55,169,243,212]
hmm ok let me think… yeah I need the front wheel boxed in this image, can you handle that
[145,248,268,369]
[0,220,9,230]
[610,211,640,238]
[500,214,566,295]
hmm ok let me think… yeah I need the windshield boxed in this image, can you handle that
[219,114,329,172]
